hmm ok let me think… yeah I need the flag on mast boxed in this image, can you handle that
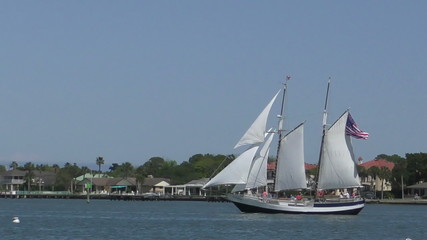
[346,113,369,139]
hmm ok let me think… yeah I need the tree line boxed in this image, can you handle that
[368,153,427,198]
[1,152,426,198]
[0,154,234,192]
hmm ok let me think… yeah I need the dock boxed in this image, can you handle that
[366,198,427,205]
[2,192,426,205]
[0,192,228,202]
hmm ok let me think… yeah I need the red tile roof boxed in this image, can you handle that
[359,159,394,171]
[267,159,395,171]
[305,163,317,170]
[267,162,318,171]
[267,162,275,170]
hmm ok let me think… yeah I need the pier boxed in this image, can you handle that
[365,198,427,205]
[0,192,228,202]
[2,192,426,205]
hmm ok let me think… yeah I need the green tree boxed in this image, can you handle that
[134,165,145,193]
[391,157,408,198]
[9,161,19,170]
[406,153,427,185]
[190,154,234,179]
[109,163,119,172]
[55,162,83,192]
[35,164,51,171]
[96,156,104,173]
[376,153,407,198]
[378,166,392,199]
[376,154,404,164]
[52,164,60,173]
[110,162,134,179]
[357,165,368,184]
[172,161,197,184]
[367,166,380,196]
[141,157,166,177]
[23,162,35,191]
[0,165,6,174]
[157,160,178,179]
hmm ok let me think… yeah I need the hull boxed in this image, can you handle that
[227,194,365,215]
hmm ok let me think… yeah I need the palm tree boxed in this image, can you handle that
[368,166,380,197]
[9,161,19,170]
[96,156,104,174]
[23,162,35,191]
[378,166,392,199]
[135,166,145,194]
[53,164,60,173]
[357,165,368,184]
[120,162,134,179]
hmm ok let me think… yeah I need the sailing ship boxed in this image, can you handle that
[203,79,369,215]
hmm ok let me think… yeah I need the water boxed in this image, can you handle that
[0,199,425,240]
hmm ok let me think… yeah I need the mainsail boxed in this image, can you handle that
[317,111,361,190]
[274,123,307,191]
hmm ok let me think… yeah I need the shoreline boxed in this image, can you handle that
[2,193,427,205]
[0,193,227,202]
[365,198,427,205]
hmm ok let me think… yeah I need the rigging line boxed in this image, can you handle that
[207,155,232,180]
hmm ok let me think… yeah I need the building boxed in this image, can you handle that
[141,177,170,194]
[0,169,26,193]
[407,182,427,197]
[0,169,58,192]
[76,177,138,194]
[359,159,395,192]
[33,170,57,191]
[267,162,317,183]
[164,178,208,196]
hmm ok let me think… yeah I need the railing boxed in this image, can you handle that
[16,191,71,195]
[1,179,25,184]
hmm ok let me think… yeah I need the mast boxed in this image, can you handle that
[314,78,331,194]
[272,76,290,191]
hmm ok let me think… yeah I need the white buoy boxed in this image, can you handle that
[12,217,20,223]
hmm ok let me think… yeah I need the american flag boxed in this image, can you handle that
[346,113,369,139]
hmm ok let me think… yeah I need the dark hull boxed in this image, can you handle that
[229,197,365,215]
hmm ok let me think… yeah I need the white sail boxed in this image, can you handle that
[231,184,246,193]
[274,123,307,191]
[245,132,274,189]
[203,145,260,189]
[234,90,280,149]
[317,111,361,190]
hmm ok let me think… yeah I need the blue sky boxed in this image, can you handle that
[1,1,426,170]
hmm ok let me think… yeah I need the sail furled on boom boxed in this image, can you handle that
[234,90,280,149]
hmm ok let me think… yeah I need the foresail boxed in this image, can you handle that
[231,184,246,193]
[274,123,307,191]
[234,90,280,149]
[317,111,361,190]
[202,145,259,189]
[245,132,274,189]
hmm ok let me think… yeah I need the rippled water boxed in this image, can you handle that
[0,198,425,240]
